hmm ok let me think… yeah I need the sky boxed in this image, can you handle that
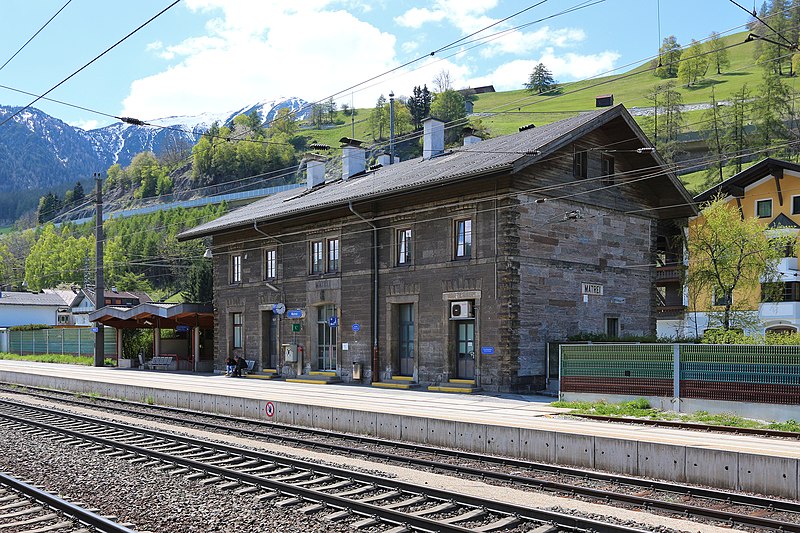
[0,0,754,130]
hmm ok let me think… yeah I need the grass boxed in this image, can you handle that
[551,398,800,433]
[0,353,114,366]
[302,31,771,157]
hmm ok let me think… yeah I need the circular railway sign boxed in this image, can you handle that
[265,401,275,417]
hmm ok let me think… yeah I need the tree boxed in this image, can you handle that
[687,196,796,331]
[677,39,709,87]
[37,192,61,224]
[369,94,388,140]
[429,89,467,144]
[310,103,326,128]
[432,69,453,93]
[183,259,213,303]
[72,181,85,202]
[524,63,558,94]
[643,81,684,163]
[701,88,726,188]
[721,84,752,174]
[269,108,298,137]
[407,85,432,130]
[708,31,730,74]
[752,70,790,155]
[325,97,337,123]
[654,35,682,78]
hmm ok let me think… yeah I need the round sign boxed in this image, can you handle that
[265,401,275,417]
[273,303,286,315]
[352,323,361,332]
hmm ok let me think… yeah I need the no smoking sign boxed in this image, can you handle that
[265,401,275,417]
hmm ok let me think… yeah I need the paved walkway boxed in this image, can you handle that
[0,360,797,460]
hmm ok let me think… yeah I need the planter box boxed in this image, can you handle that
[118,358,134,369]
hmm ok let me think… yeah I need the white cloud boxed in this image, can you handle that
[394,7,446,28]
[122,2,397,118]
[466,49,621,92]
[401,40,420,54]
[69,119,100,131]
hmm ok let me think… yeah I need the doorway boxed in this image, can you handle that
[262,311,278,369]
[455,320,475,379]
[316,304,337,371]
[397,303,414,376]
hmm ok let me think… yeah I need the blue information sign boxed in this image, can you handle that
[481,346,495,355]
[286,309,304,319]
[91,327,98,333]
[176,325,190,332]
[328,316,338,328]
[352,323,361,332]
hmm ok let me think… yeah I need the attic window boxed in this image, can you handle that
[573,150,587,179]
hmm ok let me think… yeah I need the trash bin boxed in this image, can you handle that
[352,361,362,381]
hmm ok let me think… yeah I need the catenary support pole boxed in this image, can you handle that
[94,172,105,367]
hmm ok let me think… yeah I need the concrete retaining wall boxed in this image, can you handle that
[2,370,797,500]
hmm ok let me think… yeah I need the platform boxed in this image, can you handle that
[0,360,797,500]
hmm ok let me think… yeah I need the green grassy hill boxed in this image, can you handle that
[304,30,771,142]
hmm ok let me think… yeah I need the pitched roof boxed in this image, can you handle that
[179,104,695,241]
[694,158,800,203]
[83,288,152,306]
[0,291,68,307]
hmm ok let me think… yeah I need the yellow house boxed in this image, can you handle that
[657,158,800,337]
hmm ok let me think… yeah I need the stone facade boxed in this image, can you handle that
[185,106,695,392]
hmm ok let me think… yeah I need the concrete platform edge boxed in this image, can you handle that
[1,370,797,500]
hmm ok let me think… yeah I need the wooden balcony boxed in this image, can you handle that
[656,264,683,284]
[655,304,686,318]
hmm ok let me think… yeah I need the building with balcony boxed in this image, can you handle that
[179,105,696,392]
[657,158,800,337]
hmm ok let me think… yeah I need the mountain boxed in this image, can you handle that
[0,97,310,221]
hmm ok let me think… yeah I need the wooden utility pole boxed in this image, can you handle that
[94,172,104,367]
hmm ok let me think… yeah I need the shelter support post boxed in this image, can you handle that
[193,326,200,372]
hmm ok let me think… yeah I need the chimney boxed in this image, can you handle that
[463,127,481,146]
[340,137,366,180]
[422,117,444,159]
[376,153,401,167]
[303,153,328,190]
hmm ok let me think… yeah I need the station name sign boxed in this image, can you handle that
[581,283,603,296]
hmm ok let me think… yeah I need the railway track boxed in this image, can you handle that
[0,470,136,533]
[3,385,800,531]
[0,399,651,533]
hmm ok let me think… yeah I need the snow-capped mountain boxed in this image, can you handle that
[0,96,310,191]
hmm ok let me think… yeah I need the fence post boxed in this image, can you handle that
[673,344,680,413]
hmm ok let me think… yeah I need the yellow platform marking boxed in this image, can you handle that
[391,375,414,381]
[448,379,476,385]
[372,382,413,389]
[245,374,280,379]
[286,378,335,385]
[309,371,337,376]
[263,369,278,373]
[427,386,476,393]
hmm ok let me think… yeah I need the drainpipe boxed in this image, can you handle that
[348,201,379,383]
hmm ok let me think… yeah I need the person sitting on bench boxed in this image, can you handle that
[233,355,248,377]
[224,354,236,376]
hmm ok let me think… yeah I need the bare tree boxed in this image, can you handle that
[432,69,453,93]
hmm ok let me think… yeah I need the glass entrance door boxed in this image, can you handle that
[456,321,475,379]
[317,304,337,371]
[398,304,414,376]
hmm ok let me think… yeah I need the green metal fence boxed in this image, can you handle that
[8,328,117,357]
[560,343,800,405]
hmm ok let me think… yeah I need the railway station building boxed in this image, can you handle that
[178,104,696,392]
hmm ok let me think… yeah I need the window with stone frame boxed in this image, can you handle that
[264,248,277,280]
[327,238,340,272]
[310,240,324,274]
[230,254,242,284]
[396,228,412,265]
[454,218,473,259]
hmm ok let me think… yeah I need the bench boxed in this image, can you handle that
[242,360,256,375]
[146,356,176,371]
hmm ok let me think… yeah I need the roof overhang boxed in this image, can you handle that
[88,302,213,329]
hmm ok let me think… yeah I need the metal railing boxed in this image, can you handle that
[560,343,800,405]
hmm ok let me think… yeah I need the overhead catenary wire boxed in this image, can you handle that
[0,0,73,74]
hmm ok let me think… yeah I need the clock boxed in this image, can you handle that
[273,303,286,315]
